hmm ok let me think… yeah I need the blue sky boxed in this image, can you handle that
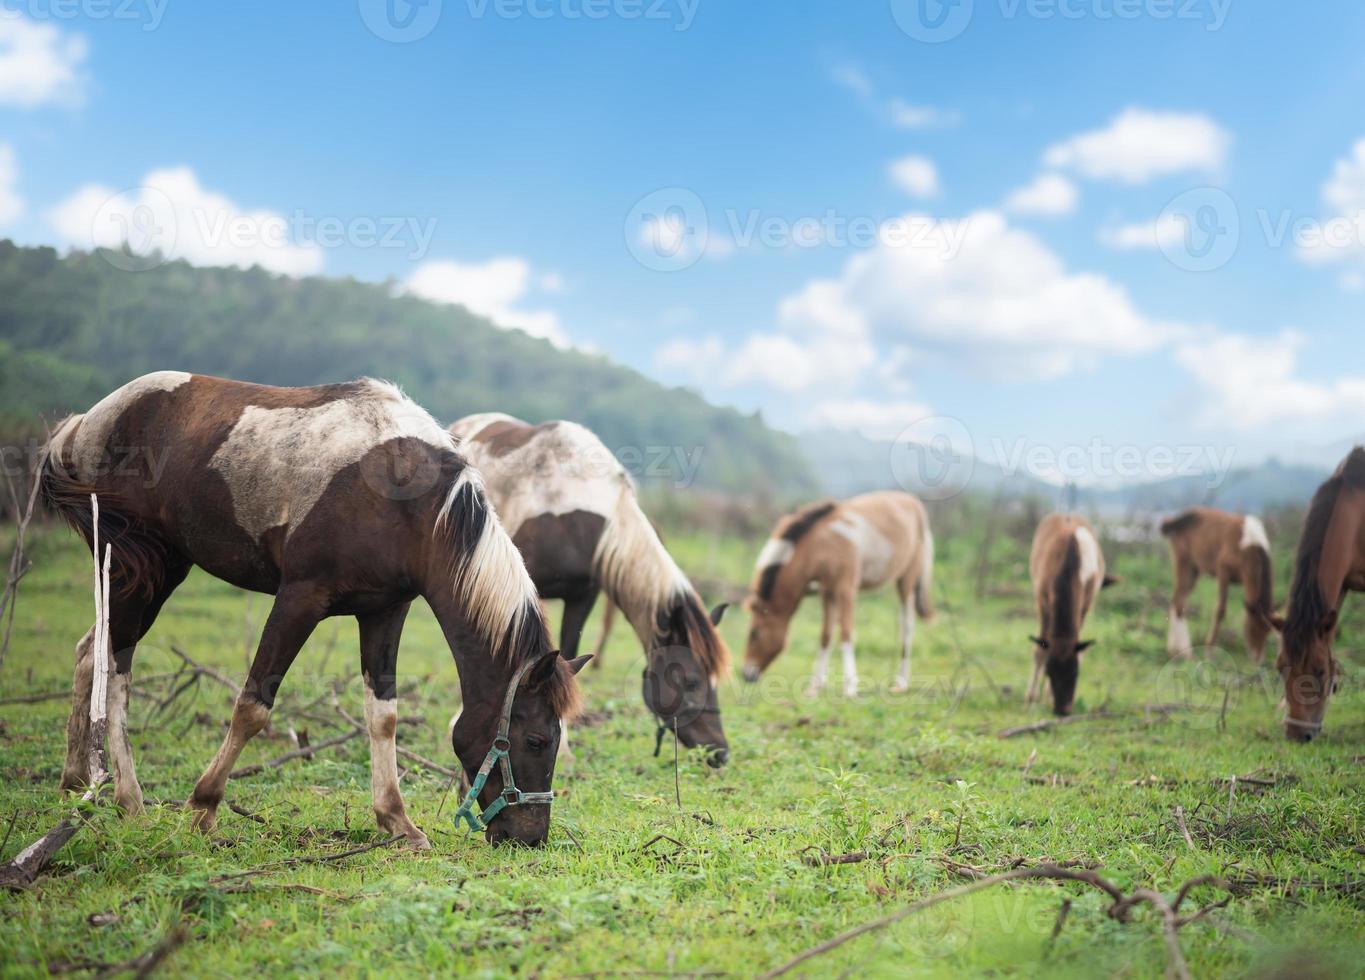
[4,0,1365,480]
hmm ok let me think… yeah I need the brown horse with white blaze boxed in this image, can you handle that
[1027,514,1114,716]
[449,413,731,763]
[1267,447,1365,741]
[43,373,587,848]
[741,491,934,697]
[1160,507,1275,661]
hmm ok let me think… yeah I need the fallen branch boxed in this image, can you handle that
[0,689,71,706]
[94,922,188,980]
[169,645,242,698]
[229,728,362,778]
[998,708,1111,738]
[799,847,871,867]
[757,864,1232,980]
[1174,806,1196,852]
[206,834,404,886]
[0,456,44,676]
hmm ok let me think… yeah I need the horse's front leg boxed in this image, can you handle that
[358,602,429,850]
[187,582,327,831]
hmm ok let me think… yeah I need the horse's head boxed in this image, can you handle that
[644,598,731,765]
[740,595,790,682]
[1030,633,1094,717]
[451,652,591,845]
[1275,609,1338,742]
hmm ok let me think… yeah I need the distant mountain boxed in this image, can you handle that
[0,241,816,495]
[1078,458,1328,514]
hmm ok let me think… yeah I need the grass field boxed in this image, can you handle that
[0,512,1362,978]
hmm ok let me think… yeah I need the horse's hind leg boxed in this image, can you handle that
[1167,559,1197,658]
[1205,574,1229,651]
[357,602,428,849]
[187,581,326,831]
[891,575,916,694]
[590,599,616,669]
[59,626,97,791]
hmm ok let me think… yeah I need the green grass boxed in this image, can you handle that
[0,518,1362,978]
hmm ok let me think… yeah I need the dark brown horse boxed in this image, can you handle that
[43,373,587,847]
[1268,447,1364,741]
[449,413,731,763]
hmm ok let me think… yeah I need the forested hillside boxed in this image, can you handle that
[0,242,814,494]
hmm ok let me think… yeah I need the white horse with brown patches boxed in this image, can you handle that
[1159,507,1276,661]
[1026,514,1116,716]
[43,373,588,849]
[741,491,934,697]
[449,413,731,763]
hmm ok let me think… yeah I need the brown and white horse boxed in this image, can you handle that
[1026,514,1114,716]
[42,373,587,848]
[1159,507,1275,661]
[741,491,934,697]
[1267,448,1364,741]
[449,413,731,763]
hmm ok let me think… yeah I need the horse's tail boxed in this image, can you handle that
[1160,510,1200,537]
[914,512,935,621]
[39,415,168,600]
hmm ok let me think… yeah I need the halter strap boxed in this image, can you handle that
[453,650,559,832]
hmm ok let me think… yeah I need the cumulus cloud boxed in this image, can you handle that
[1174,329,1365,429]
[889,155,940,199]
[405,256,568,347]
[1099,213,1185,250]
[1297,138,1365,276]
[0,144,21,226]
[1044,108,1229,184]
[47,167,323,276]
[0,13,88,108]
[1004,173,1078,216]
[830,61,959,130]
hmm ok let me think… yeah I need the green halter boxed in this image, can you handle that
[453,651,558,833]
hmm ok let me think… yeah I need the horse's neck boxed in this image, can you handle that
[424,585,518,708]
[1319,488,1365,608]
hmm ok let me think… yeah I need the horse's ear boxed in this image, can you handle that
[565,654,593,675]
[1029,635,1048,650]
[709,602,730,626]
[1248,606,1285,635]
[1074,639,1095,654]
[529,652,561,688]
[1101,574,1121,590]
[1319,609,1339,637]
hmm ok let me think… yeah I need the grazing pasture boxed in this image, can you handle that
[1,512,1362,977]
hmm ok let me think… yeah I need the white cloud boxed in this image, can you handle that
[805,398,934,440]
[889,155,940,199]
[1099,213,1185,250]
[1004,173,1078,217]
[405,256,568,347]
[1044,108,1229,184]
[830,61,958,130]
[777,209,1179,381]
[1175,329,1365,429]
[0,13,88,108]
[0,144,22,226]
[1297,139,1365,273]
[47,167,323,276]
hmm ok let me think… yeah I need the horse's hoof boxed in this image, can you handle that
[405,833,432,851]
[115,792,145,816]
[58,772,88,793]
[890,680,910,694]
[185,800,217,832]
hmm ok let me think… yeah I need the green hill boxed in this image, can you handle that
[0,241,814,495]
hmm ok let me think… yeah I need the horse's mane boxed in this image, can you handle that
[659,589,732,680]
[756,501,837,600]
[1160,510,1201,537]
[1051,532,1081,643]
[435,462,581,719]
[1283,447,1365,665]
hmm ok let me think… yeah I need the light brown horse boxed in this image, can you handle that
[1267,447,1364,741]
[449,413,731,762]
[1160,507,1275,661]
[1027,514,1115,716]
[741,491,933,697]
[42,373,587,848]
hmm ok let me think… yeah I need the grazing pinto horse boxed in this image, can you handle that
[1160,507,1275,661]
[43,373,587,848]
[1269,448,1364,741]
[741,491,934,697]
[448,414,731,762]
[1027,514,1114,716]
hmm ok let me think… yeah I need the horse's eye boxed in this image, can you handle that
[685,678,701,692]
[526,735,550,752]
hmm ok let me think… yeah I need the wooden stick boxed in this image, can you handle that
[169,645,242,697]
[998,709,1111,738]
[229,728,362,778]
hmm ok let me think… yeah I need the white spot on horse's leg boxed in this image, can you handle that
[806,644,831,697]
[108,671,144,815]
[364,688,428,849]
[892,605,914,693]
[842,640,859,698]
[1168,607,1193,658]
